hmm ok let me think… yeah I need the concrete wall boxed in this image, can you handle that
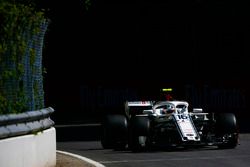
[0,127,56,167]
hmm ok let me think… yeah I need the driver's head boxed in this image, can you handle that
[164,105,175,114]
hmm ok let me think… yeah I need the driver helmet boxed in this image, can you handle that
[163,104,175,114]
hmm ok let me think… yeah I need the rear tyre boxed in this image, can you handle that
[101,114,128,150]
[215,113,239,149]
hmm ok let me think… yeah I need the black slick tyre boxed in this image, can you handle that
[101,114,128,150]
[215,113,239,149]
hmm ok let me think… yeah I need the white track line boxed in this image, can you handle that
[57,150,105,167]
[99,155,250,164]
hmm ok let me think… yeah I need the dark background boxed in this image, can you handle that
[39,0,250,131]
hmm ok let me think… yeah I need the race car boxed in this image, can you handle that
[100,100,239,152]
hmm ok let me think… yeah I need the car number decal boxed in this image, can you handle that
[174,114,200,141]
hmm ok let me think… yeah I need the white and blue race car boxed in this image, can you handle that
[101,100,239,152]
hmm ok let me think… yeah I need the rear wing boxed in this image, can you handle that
[126,101,153,106]
[125,101,154,116]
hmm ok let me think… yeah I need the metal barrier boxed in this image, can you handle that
[0,107,54,139]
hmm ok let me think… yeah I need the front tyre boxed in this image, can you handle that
[129,116,151,152]
[215,113,239,149]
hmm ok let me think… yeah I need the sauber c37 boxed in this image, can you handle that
[101,100,239,152]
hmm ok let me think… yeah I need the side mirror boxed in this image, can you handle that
[193,108,203,113]
[143,110,154,115]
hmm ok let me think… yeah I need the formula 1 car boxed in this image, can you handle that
[101,100,239,152]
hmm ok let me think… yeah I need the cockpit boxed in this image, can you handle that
[153,101,189,116]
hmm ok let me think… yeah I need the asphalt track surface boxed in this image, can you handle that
[57,133,250,167]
